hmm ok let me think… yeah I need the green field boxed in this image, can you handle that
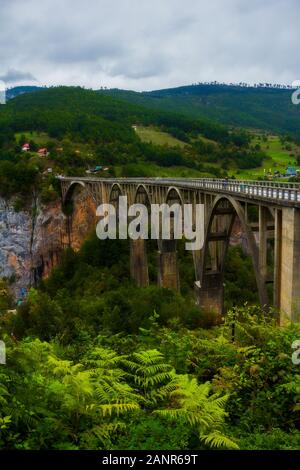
[14,128,300,182]
[232,134,300,180]
[134,125,187,148]
[114,162,213,178]
[15,131,52,145]
[134,126,300,180]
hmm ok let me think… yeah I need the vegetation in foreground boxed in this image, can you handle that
[0,236,300,450]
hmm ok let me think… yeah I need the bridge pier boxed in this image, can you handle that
[274,209,282,310]
[130,239,149,287]
[157,240,179,290]
[277,208,300,322]
[259,206,268,285]
[194,274,224,317]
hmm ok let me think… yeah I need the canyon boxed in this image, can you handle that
[0,185,250,300]
[0,186,96,299]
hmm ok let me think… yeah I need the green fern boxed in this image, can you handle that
[202,431,239,450]
[121,349,175,405]
[155,375,239,449]
[280,374,300,411]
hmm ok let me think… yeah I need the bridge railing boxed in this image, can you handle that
[58,176,300,204]
[177,179,300,203]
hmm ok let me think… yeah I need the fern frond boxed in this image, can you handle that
[201,431,239,449]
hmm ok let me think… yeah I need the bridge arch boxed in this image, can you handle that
[109,183,123,204]
[165,186,184,206]
[63,181,86,205]
[134,184,152,206]
[129,185,153,287]
[150,186,185,291]
[198,194,269,313]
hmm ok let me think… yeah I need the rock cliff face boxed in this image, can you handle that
[0,186,97,299]
[0,198,34,297]
[66,186,97,252]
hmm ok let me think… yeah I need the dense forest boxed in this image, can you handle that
[7,83,300,138]
[1,235,300,450]
[102,83,300,138]
[0,86,269,201]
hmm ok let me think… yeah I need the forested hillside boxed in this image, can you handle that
[102,83,300,138]
[6,86,43,100]
[8,83,300,138]
[0,86,268,202]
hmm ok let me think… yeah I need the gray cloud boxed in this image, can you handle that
[0,0,299,90]
[0,68,37,84]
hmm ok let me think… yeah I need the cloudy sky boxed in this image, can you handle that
[0,0,299,91]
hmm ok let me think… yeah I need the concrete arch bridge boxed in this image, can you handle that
[59,176,300,322]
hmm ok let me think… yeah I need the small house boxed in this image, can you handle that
[38,148,48,157]
[285,166,297,177]
[90,165,103,173]
[21,143,30,151]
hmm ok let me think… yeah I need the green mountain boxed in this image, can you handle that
[100,84,300,138]
[6,86,43,100]
[0,86,267,200]
[6,82,300,138]
[1,85,298,202]
[0,85,247,150]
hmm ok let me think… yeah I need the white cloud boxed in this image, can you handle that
[0,0,299,90]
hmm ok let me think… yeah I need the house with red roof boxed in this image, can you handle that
[21,143,30,151]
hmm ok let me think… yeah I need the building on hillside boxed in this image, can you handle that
[42,168,53,175]
[37,148,48,157]
[285,166,298,177]
[21,143,30,151]
[86,165,104,174]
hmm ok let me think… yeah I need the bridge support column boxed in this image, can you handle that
[277,208,300,322]
[192,249,202,281]
[274,209,282,309]
[259,206,268,283]
[209,217,218,271]
[157,240,179,290]
[194,273,223,317]
[130,239,149,287]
